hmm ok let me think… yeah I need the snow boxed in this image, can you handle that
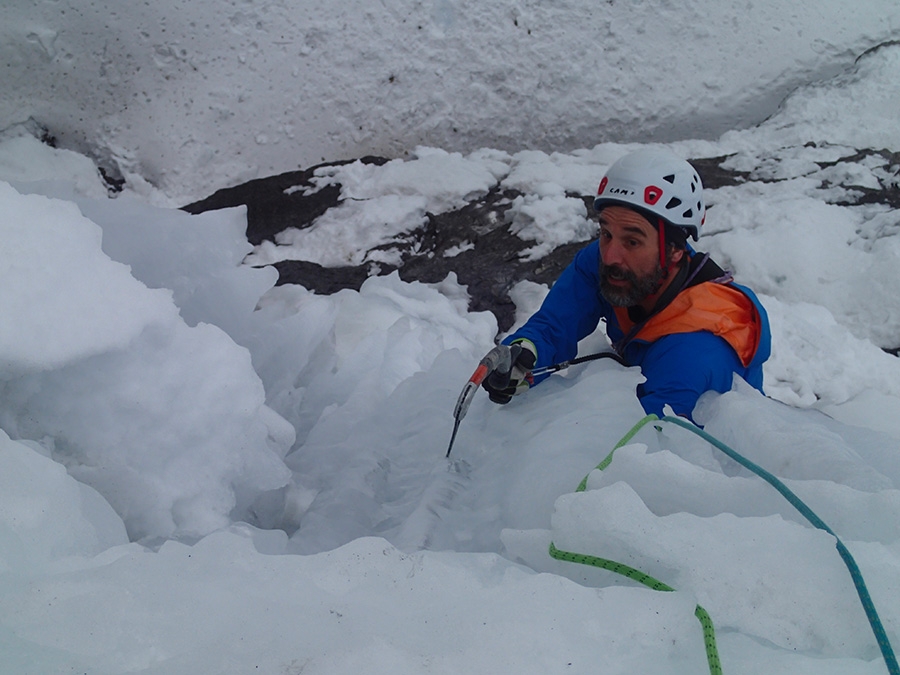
[3,0,900,203]
[1,3,900,674]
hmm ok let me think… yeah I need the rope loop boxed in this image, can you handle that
[550,414,899,675]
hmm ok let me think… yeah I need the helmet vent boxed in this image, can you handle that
[663,174,676,184]
[665,197,682,209]
[683,209,694,219]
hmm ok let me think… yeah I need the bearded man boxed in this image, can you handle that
[481,149,771,421]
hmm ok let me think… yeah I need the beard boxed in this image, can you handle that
[599,262,668,307]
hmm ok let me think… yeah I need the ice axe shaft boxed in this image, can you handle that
[530,350,626,377]
[445,345,514,457]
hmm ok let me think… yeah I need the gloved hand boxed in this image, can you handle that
[482,340,537,404]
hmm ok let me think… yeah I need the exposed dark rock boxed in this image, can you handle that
[817,149,900,209]
[99,166,126,194]
[390,189,591,328]
[688,155,751,189]
[182,156,763,333]
[183,156,389,244]
[264,185,589,332]
[272,260,372,295]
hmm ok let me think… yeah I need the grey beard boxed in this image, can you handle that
[599,263,667,307]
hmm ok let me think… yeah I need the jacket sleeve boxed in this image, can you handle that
[503,241,608,378]
[635,331,745,420]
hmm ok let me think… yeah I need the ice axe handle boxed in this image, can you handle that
[467,345,513,390]
[479,344,514,380]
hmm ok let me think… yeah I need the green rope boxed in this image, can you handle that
[548,541,723,675]
[575,414,661,492]
[553,414,723,675]
[694,605,723,675]
[552,413,899,675]
[548,542,675,591]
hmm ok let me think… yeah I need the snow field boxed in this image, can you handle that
[1,37,900,675]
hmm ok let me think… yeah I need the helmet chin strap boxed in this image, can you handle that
[657,218,669,273]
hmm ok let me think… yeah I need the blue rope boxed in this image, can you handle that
[659,415,899,675]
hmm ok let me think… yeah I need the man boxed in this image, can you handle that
[482,148,771,421]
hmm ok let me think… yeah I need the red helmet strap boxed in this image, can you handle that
[658,218,668,273]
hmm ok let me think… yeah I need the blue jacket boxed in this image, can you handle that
[504,240,771,420]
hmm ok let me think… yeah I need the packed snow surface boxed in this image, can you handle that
[2,7,900,675]
[3,0,900,202]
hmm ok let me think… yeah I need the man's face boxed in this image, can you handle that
[597,206,668,307]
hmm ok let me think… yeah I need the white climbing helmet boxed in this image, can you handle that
[593,148,706,241]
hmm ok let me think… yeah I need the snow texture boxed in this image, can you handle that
[1,4,900,674]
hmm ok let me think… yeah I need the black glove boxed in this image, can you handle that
[482,341,537,404]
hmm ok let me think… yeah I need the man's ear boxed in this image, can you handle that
[669,245,686,265]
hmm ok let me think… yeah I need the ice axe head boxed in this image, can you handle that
[446,344,518,457]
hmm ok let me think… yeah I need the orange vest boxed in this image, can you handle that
[613,283,763,367]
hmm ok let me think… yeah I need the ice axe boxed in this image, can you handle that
[445,347,627,457]
[445,344,519,457]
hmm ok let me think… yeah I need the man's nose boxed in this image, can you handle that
[601,240,625,266]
